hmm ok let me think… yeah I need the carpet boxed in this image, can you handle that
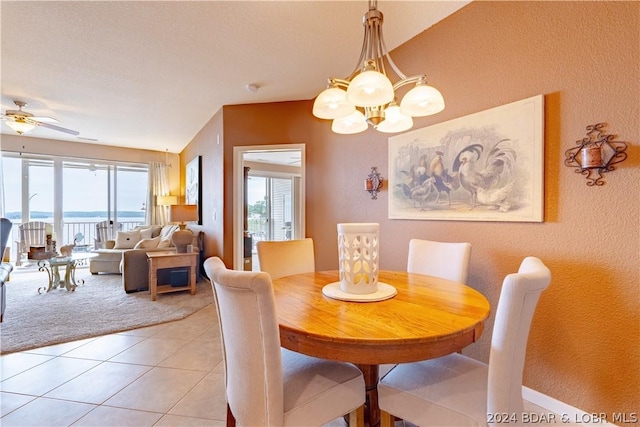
[0,266,213,354]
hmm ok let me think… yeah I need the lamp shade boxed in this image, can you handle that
[170,204,198,224]
[376,104,413,133]
[331,110,368,135]
[5,119,36,135]
[346,70,395,107]
[156,195,178,206]
[312,87,355,119]
[400,84,445,117]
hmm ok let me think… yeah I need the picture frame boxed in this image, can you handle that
[388,95,544,222]
[186,155,202,225]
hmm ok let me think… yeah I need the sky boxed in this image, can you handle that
[1,156,147,216]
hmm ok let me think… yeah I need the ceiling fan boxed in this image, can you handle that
[1,100,79,136]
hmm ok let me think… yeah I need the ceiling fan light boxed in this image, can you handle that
[400,84,445,117]
[331,110,368,134]
[347,70,394,107]
[376,104,413,133]
[5,119,36,135]
[313,87,355,119]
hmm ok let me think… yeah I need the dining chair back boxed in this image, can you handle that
[16,221,49,266]
[407,238,472,284]
[378,256,551,427]
[203,257,365,427]
[256,238,315,280]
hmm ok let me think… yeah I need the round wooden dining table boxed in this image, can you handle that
[272,270,491,427]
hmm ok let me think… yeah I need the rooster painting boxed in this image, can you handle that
[397,177,437,211]
[428,150,458,207]
[389,95,543,221]
[452,140,516,210]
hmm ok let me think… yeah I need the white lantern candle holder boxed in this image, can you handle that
[322,223,396,302]
[337,223,379,294]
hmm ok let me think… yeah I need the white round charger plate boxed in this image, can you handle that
[322,281,397,302]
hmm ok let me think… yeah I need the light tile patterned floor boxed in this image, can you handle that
[0,303,350,427]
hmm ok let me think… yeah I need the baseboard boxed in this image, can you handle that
[523,386,618,426]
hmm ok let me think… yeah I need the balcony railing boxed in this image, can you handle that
[7,220,144,263]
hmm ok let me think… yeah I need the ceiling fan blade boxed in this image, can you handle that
[35,121,79,136]
[30,116,59,123]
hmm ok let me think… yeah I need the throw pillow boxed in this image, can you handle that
[133,236,160,249]
[114,230,141,249]
[139,227,154,239]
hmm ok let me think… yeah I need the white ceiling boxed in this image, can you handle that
[1,1,468,153]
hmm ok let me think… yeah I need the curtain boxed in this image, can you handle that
[146,162,171,225]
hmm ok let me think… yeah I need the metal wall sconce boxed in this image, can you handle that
[365,167,384,200]
[564,123,627,186]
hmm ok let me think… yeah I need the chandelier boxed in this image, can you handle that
[313,0,445,134]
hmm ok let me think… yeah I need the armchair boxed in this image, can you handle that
[94,220,121,249]
[16,221,49,266]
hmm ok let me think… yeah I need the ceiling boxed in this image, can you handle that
[1,1,469,154]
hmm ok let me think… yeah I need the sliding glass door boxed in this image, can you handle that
[1,153,148,260]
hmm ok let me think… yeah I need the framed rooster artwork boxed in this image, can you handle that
[388,95,544,222]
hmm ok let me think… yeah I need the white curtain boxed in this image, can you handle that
[146,162,171,225]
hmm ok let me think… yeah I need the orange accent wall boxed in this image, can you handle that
[183,1,639,416]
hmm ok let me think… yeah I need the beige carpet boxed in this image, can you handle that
[0,266,213,354]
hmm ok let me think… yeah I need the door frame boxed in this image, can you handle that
[232,144,305,270]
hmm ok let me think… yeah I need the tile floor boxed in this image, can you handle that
[1,304,231,426]
[0,302,352,427]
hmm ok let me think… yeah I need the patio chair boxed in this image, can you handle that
[94,220,121,249]
[16,221,49,266]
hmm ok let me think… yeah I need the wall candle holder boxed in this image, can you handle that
[365,167,384,200]
[564,123,627,186]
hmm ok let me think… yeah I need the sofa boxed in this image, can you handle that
[89,224,204,293]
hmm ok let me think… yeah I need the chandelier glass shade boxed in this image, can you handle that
[313,0,444,135]
[5,118,36,135]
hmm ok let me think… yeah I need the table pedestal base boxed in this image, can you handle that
[357,364,380,427]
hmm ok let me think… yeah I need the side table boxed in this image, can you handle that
[147,251,198,301]
[37,252,99,293]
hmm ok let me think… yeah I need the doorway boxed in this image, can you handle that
[233,145,305,270]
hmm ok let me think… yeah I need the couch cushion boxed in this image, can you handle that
[114,230,141,249]
[90,249,123,262]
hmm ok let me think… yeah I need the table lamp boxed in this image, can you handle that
[169,204,198,230]
[170,204,198,253]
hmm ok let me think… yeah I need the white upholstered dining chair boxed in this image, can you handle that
[203,257,365,427]
[407,238,472,284]
[378,256,551,427]
[256,238,315,280]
